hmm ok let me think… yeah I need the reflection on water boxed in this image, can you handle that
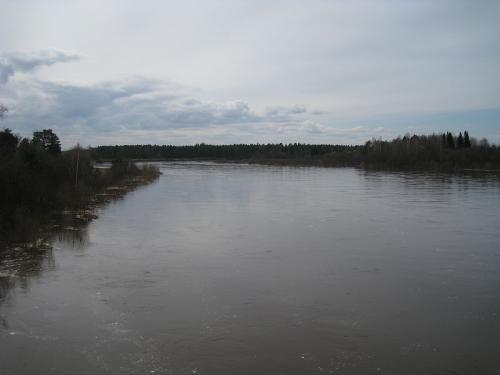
[1,163,500,375]
[0,229,85,297]
[0,214,90,334]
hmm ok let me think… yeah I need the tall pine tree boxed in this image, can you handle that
[446,132,455,149]
[457,132,464,149]
[464,130,471,148]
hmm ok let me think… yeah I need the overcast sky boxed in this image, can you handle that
[1,0,499,147]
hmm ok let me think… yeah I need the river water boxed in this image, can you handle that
[1,162,500,375]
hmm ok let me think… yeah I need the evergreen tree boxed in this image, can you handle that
[464,131,471,148]
[446,132,455,149]
[457,132,464,149]
[32,129,61,156]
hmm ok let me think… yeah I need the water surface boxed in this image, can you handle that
[1,163,500,374]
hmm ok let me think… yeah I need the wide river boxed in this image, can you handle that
[1,162,500,375]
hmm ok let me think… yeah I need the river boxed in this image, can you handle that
[1,162,500,374]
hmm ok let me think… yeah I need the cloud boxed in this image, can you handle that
[265,105,307,119]
[0,49,80,84]
[0,69,431,146]
[3,45,496,146]
[1,53,319,144]
[1,1,500,145]
[1,73,302,144]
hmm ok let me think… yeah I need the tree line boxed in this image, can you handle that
[93,143,360,161]
[94,131,499,169]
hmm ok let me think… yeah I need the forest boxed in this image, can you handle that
[0,127,160,239]
[94,131,499,170]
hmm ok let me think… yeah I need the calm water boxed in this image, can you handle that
[1,163,500,375]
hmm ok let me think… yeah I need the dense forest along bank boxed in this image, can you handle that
[93,131,500,170]
[0,128,160,245]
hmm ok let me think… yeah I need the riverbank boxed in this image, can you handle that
[0,128,164,246]
[0,160,160,246]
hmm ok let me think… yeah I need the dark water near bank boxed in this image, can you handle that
[1,163,500,375]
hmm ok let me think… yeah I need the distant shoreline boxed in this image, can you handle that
[96,157,500,173]
[92,133,500,172]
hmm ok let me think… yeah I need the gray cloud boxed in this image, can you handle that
[1,74,314,143]
[0,49,80,84]
[1,0,500,138]
[265,105,307,120]
[2,4,497,148]
[0,69,430,146]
